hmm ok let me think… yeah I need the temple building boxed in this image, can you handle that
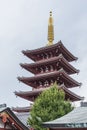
[12,11,84,113]
[0,104,29,130]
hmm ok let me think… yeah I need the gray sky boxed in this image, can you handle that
[0,0,87,107]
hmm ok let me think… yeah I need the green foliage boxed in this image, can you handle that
[28,83,74,130]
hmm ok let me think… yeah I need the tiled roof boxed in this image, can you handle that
[43,107,87,128]
[16,112,30,127]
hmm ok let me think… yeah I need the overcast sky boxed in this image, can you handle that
[0,0,87,108]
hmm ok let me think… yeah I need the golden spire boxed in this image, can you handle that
[47,11,54,45]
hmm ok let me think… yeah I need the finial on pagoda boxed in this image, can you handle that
[47,11,54,46]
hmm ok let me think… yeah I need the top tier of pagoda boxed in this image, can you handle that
[13,12,84,113]
[22,40,78,62]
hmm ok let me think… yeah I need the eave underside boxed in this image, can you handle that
[12,106,31,112]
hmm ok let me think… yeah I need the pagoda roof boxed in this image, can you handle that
[43,107,87,129]
[20,54,79,75]
[22,41,78,62]
[18,69,81,88]
[15,84,84,102]
[12,106,32,113]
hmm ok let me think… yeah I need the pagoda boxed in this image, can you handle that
[13,12,84,112]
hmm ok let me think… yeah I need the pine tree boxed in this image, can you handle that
[28,83,73,130]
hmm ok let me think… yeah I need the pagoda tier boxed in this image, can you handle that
[20,54,79,75]
[12,106,31,113]
[15,84,84,102]
[18,69,81,88]
[22,41,78,62]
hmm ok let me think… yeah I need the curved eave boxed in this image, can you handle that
[12,106,31,113]
[15,85,83,102]
[15,88,44,101]
[18,69,81,88]
[20,54,79,75]
[22,41,78,62]
[60,84,84,101]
